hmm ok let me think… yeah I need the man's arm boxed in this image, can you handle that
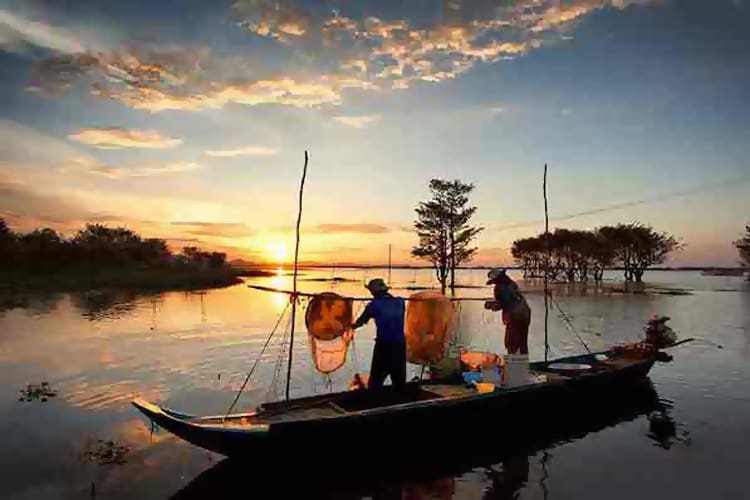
[352,303,372,330]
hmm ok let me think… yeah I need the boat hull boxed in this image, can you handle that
[133,351,655,457]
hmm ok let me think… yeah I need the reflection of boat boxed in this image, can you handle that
[133,349,656,458]
[167,379,663,500]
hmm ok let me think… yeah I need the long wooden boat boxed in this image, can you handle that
[170,378,663,498]
[132,349,657,458]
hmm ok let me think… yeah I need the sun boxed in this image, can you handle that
[267,242,288,263]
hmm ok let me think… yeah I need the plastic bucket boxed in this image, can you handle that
[504,354,530,387]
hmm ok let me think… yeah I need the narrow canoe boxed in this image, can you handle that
[133,350,656,458]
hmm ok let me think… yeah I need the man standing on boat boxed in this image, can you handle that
[485,269,531,355]
[352,278,407,390]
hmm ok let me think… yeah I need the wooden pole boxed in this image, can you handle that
[286,151,308,401]
[543,163,550,362]
[388,244,392,284]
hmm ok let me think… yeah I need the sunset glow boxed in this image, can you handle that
[267,242,289,264]
[1,1,748,266]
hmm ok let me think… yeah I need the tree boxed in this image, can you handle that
[412,179,483,294]
[0,218,17,266]
[734,224,750,277]
[588,229,616,282]
[600,223,681,282]
[18,228,66,268]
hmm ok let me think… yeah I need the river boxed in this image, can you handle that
[1,269,748,499]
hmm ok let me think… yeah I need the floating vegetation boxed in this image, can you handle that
[18,382,57,402]
[85,439,130,465]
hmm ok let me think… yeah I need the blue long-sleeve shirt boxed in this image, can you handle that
[354,294,406,343]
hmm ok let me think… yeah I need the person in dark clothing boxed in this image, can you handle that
[485,268,531,355]
[352,278,407,389]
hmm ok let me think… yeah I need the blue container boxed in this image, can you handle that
[462,371,483,384]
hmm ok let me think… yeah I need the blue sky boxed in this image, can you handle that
[1,0,749,265]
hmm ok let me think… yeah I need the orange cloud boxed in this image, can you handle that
[86,161,203,179]
[170,221,253,238]
[205,146,279,157]
[28,1,657,113]
[68,127,183,149]
[332,114,381,129]
[314,223,390,234]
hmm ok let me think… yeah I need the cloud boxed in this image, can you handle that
[0,9,83,54]
[85,161,203,179]
[486,105,506,115]
[28,1,657,112]
[169,221,253,238]
[1,119,96,167]
[313,223,390,234]
[68,127,183,149]
[204,146,279,157]
[0,177,91,227]
[332,114,381,129]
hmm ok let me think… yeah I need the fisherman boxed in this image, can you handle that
[352,278,407,390]
[485,268,532,355]
[644,314,677,348]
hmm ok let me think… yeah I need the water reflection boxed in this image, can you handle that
[0,291,63,315]
[70,290,151,321]
[169,380,664,500]
[647,398,691,450]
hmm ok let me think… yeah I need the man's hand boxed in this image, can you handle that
[484,300,500,311]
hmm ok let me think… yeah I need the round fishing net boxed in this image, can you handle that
[405,291,456,365]
[305,293,354,373]
[304,292,353,341]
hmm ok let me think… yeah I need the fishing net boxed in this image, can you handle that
[305,293,354,373]
[305,292,353,341]
[405,291,456,365]
[308,331,353,374]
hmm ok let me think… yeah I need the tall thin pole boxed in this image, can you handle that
[388,244,392,284]
[286,151,308,401]
[543,163,550,362]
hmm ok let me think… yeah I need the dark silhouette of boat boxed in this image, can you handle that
[166,377,667,500]
[133,350,657,458]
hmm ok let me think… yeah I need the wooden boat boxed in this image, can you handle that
[132,348,657,458]
[169,379,664,498]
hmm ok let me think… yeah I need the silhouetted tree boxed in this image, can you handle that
[735,224,750,278]
[18,228,66,268]
[600,223,681,282]
[512,223,680,283]
[412,179,483,294]
[0,218,15,266]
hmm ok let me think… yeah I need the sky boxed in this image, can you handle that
[1,0,749,266]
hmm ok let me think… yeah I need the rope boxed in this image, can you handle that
[267,309,294,402]
[546,291,592,355]
[223,301,290,420]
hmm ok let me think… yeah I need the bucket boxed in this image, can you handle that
[504,354,530,387]
[474,382,495,394]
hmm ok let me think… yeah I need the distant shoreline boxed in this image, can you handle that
[0,266,253,294]
[236,263,746,272]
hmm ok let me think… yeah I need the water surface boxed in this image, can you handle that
[1,269,748,499]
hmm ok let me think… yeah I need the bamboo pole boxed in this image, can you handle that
[543,163,550,362]
[388,244,392,284]
[285,151,308,401]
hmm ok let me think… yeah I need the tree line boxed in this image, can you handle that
[0,218,226,272]
[407,178,687,288]
[511,224,682,283]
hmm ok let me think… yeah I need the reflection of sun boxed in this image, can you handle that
[267,242,288,263]
[270,269,288,310]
